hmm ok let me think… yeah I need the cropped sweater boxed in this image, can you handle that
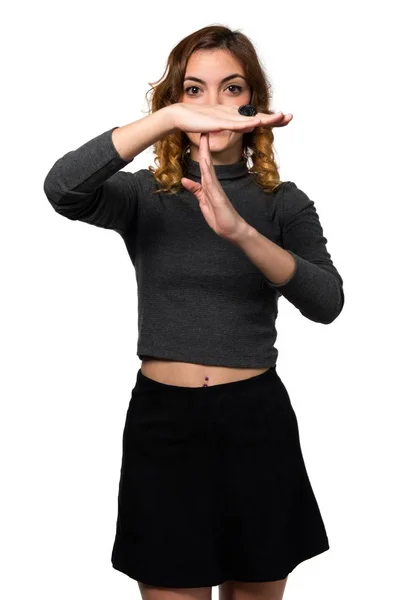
[43,126,345,368]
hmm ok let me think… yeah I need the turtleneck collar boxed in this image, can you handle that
[182,154,249,180]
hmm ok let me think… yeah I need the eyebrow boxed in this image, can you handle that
[183,73,247,84]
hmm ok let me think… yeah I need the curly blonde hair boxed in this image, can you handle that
[144,25,283,196]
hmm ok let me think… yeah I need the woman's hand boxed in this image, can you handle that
[171,102,292,134]
[177,103,293,241]
[181,132,254,241]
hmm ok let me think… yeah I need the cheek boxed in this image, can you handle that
[186,132,199,142]
[229,131,243,142]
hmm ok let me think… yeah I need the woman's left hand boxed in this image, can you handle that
[180,132,251,242]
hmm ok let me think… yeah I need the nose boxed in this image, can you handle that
[203,91,225,106]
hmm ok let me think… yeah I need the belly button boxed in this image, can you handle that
[203,375,209,387]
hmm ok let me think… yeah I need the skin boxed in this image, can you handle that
[140,49,291,599]
[138,578,289,600]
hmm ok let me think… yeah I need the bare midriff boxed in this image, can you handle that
[140,357,270,388]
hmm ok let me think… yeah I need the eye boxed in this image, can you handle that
[184,84,243,96]
[227,84,243,94]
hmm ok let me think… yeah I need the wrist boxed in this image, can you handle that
[162,103,182,134]
[226,221,256,246]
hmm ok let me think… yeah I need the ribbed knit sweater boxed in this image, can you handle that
[43,126,345,368]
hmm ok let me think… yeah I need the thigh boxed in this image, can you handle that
[138,582,212,600]
[219,578,288,600]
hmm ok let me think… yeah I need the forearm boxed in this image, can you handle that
[231,225,296,285]
[111,106,177,161]
[231,224,344,324]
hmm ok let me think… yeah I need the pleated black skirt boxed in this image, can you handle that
[111,365,329,587]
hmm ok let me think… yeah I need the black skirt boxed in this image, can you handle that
[111,365,329,587]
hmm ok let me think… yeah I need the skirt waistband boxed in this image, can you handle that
[135,365,278,398]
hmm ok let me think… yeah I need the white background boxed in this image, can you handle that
[1,1,399,599]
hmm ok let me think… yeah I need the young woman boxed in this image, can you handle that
[44,24,344,600]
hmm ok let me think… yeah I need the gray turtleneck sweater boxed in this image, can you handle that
[43,126,345,368]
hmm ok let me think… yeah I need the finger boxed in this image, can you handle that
[200,153,213,182]
[222,117,261,130]
[200,131,210,150]
[260,113,292,125]
[234,112,287,128]
[200,131,211,148]
[199,133,211,165]
[181,176,199,192]
[253,113,285,127]
[200,134,213,173]
[270,114,293,127]
[199,153,214,189]
[240,113,291,131]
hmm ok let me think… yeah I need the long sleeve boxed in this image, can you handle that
[43,126,150,237]
[265,181,345,324]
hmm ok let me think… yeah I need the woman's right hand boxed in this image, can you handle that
[169,103,291,134]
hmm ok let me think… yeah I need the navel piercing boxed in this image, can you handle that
[203,375,209,388]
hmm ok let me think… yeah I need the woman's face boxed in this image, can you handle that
[178,49,252,164]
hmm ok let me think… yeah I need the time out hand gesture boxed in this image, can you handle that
[178,106,293,241]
